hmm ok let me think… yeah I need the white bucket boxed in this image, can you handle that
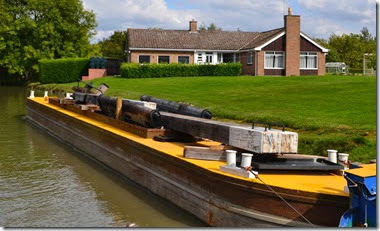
[29,90,35,98]
[66,93,73,99]
[338,153,349,170]
[241,153,253,168]
[225,150,237,167]
[44,91,49,101]
[327,149,338,163]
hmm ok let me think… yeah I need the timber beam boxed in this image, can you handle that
[160,112,298,154]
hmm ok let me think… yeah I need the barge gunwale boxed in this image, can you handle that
[26,98,349,227]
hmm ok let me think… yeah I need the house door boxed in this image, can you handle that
[206,52,213,63]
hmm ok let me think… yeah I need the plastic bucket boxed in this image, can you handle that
[338,153,349,170]
[226,150,237,167]
[241,153,253,168]
[327,149,338,163]
[66,93,73,99]
[44,91,49,101]
[29,90,35,98]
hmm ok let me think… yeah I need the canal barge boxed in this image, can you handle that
[25,94,374,227]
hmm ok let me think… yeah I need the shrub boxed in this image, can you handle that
[120,62,242,78]
[214,63,242,76]
[39,58,90,83]
[120,62,140,78]
[349,68,362,74]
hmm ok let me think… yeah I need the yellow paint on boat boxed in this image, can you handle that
[30,97,354,197]
[345,163,376,178]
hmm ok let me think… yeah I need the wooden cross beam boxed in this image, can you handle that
[160,112,298,154]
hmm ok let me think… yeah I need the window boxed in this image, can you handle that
[197,53,202,63]
[300,52,317,69]
[264,51,284,69]
[234,53,240,63]
[247,51,253,64]
[222,53,240,63]
[206,52,213,63]
[178,56,190,64]
[217,53,222,63]
[158,56,170,63]
[138,55,150,64]
[223,53,234,63]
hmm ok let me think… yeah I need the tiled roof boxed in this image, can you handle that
[240,28,284,50]
[127,27,285,51]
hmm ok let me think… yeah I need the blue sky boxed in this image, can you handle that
[82,0,377,43]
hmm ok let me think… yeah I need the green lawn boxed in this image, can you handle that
[38,75,376,163]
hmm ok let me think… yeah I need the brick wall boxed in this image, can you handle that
[257,51,265,76]
[130,51,194,64]
[284,14,300,76]
[240,52,255,75]
[318,52,326,75]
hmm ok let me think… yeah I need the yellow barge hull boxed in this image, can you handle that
[26,97,350,227]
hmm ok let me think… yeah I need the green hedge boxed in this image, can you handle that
[39,58,90,83]
[349,68,363,74]
[120,62,241,78]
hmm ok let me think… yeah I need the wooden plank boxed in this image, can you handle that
[115,97,122,120]
[219,165,255,179]
[161,112,298,154]
[184,146,226,161]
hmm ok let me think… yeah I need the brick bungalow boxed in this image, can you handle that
[125,8,328,76]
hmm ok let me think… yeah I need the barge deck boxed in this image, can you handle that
[26,97,351,227]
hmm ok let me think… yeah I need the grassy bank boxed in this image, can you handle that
[37,75,376,163]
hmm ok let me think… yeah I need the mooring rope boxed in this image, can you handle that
[248,168,315,227]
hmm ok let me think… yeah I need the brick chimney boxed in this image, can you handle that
[284,7,300,76]
[189,19,197,32]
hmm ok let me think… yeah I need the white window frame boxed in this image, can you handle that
[300,52,318,70]
[217,53,223,63]
[205,52,213,63]
[247,51,253,65]
[138,55,151,64]
[264,51,284,69]
[233,53,240,63]
[177,56,190,64]
[197,53,203,63]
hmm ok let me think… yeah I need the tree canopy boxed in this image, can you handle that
[0,0,97,79]
[319,27,376,70]
[97,31,127,59]
[199,22,222,31]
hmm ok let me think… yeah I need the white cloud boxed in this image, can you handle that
[84,0,201,42]
[83,0,376,43]
[299,0,376,26]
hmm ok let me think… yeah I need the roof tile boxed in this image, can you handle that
[128,28,285,51]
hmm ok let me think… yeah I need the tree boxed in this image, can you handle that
[360,27,372,43]
[97,31,127,59]
[199,22,222,31]
[0,0,97,80]
[321,27,376,70]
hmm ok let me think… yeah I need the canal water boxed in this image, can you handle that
[0,87,204,227]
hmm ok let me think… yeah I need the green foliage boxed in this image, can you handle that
[199,22,222,31]
[0,0,97,80]
[39,58,89,83]
[323,27,376,69]
[120,63,241,78]
[97,31,127,59]
[348,68,363,74]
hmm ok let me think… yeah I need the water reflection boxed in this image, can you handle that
[0,87,204,227]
